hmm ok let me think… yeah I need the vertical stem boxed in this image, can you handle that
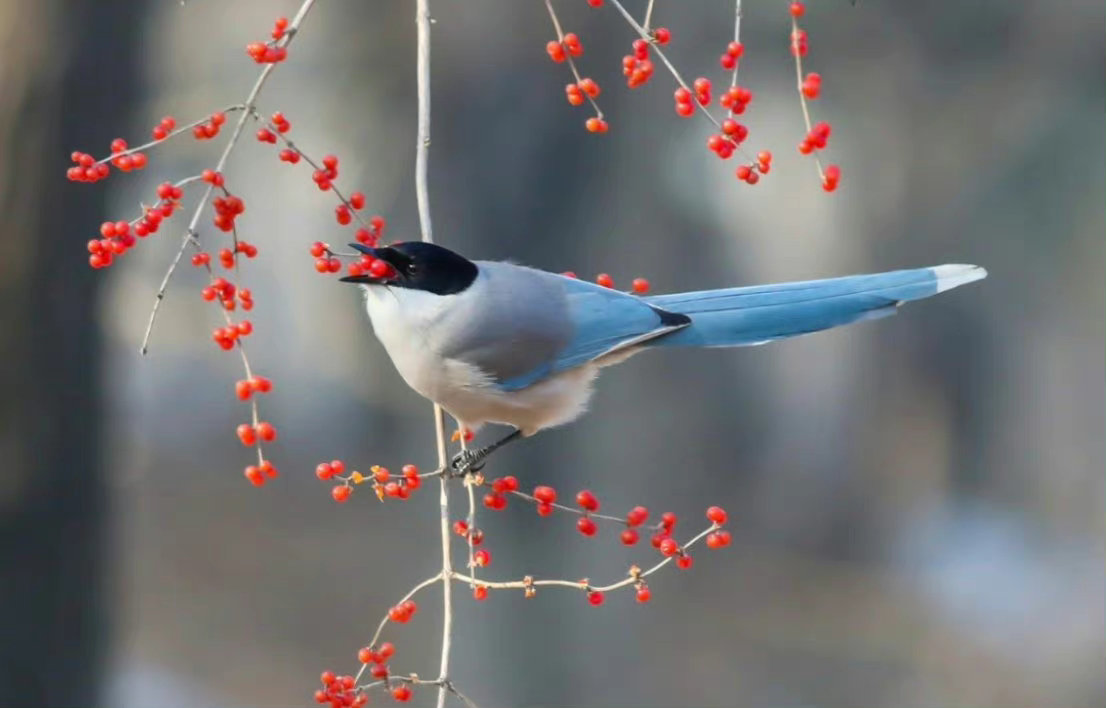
[416,0,434,245]
[414,2,449,706]
[730,0,743,95]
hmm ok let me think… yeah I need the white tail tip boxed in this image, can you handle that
[932,264,987,293]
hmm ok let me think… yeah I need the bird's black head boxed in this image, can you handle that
[339,241,478,296]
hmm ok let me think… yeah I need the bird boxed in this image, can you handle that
[341,241,986,473]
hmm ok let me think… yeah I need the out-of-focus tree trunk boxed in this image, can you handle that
[0,2,144,704]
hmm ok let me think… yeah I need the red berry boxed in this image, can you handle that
[244,465,265,486]
[636,585,651,603]
[659,537,680,556]
[621,529,639,545]
[473,585,488,601]
[652,27,671,44]
[575,489,599,512]
[595,273,614,289]
[576,517,597,536]
[255,421,276,442]
[546,40,566,62]
[391,685,411,702]
[631,278,650,294]
[349,192,365,210]
[316,463,334,481]
[331,485,352,503]
[533,486,557,504]
[536,502,554,516]
[706,505,728,525]
[473,549,491,567]
[236,423,256,446]
[320,670,336,686]
[587,590,604,606]
[790,1,805,17]
[676,554,694,569]
[727,41,744,58]
[585,117,609,133]
[626,506,648,526]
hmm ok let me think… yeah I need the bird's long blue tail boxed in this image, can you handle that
[645,264,986,348]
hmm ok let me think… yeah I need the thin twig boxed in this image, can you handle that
[544,0,603,118]
[790,15,826,179]
[729,0,743,106]
[606,0,753,160]
[643,0,656,31]
[140,0,318,355]
[353,573,444,685]
[94,104,247,165]
[414,4,452,707]
[453,525,718,594]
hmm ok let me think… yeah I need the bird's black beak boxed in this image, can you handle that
[339,244,398,284]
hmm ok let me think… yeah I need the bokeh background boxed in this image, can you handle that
[3,1,1104,706]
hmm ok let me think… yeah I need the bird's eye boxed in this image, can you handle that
[405,263,418,276]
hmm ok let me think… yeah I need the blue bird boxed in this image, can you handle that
[341,242,986,471]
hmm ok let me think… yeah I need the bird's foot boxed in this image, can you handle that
[449,448,486,477]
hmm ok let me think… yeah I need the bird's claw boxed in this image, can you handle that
[449,449,485,477]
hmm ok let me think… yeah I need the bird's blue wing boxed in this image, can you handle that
[495,276,688,391]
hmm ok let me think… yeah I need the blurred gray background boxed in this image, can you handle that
[3,0,1104,706]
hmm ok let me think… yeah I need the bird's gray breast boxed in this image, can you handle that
[432,262,572,384]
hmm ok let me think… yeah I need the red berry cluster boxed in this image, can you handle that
[622,39,655,88]
[86,184,181,268]
[564,77,600,106]
[735,150,772,185]
[719,40,744,70]
[243,460,279,487]
[316,461,422,504]
[234,375,272,401]
[191,111,227,140]
[108,138,149,172]
[798,120,831,155]
[453,519,486,547]
[791,28,809,57]
[546,31,583,63]
[705,506,733,548]
[482,474,519,511]
[66,152,110,183]
[719,85,753,114]
[387,599,419,624]
[246,16,290,63]
[151,115,177,141]
[200,277,251,312]
[314,671,366,708]
[216,320,255,351]
[357,641,396,681]
[212,193,245,233]
[801,71,821,99]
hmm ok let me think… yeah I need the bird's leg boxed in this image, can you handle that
[449,428,522,476]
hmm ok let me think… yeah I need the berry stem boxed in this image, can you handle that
[643,0,656,31]
[453,524,717,594]
[92,105,248,166]
[253,112,376,232]
[606,0,753,161]
[543,0,604,119]
[790,15,826,180]
[729,0,743,112]
[413,5,453,706]
[139,0,318,356]
[353,573,444,686]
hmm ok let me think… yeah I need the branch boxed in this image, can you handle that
[140,0,318,355]
[412,3,454,707]
[453,525,719,595]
